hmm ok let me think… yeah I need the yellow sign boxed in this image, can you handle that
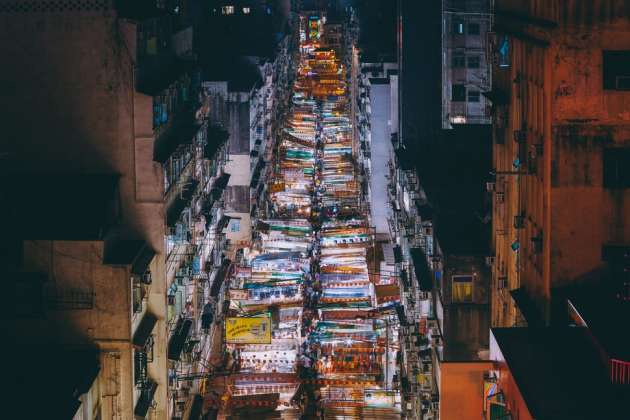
[270,183,285,193]
[225,316,271,344]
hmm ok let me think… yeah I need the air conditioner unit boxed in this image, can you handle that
[497,276,508,289]
[485,256,496,267]
[141,272,153,285]
[486,182,496,192]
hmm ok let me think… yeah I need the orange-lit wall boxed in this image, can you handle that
[440,361,493,420]
[491,0,630,327]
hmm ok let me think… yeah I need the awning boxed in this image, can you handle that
[410,248,433,292]
[167,318,193,361]
[204,125,229,160]
[256,220,271,233]
[201,303,214,330]
[211,173,231,200]
[131,243,155,275]
[154,111,202,163]
[376,284,400,304]
[395,304,408,326]
[134,380,158,418]
[166,180,199,227]
[210,259,231,298]
[215,215,232,232]
[133,312,158,349]
[250,159,267,188]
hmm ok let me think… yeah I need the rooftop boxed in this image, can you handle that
[565,270,630,361]
[492,327,628,420]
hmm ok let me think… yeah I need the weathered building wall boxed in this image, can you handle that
[551,125,630,286]
[0,6,169,417]
[7,240,136,418]
[492,0,630,327]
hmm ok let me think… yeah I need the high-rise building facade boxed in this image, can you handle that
[0,1,231,418]
[441,0,493,128]
[489,0,630,328]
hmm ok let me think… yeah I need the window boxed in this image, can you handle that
[453,20,465,34]
[468,90,480,102]
[242,7,250,14]
[452,275,473,303]
[467,56,481,68]
[603,148,630,188]
[452,54,465,68]
[603,50,630,90]
[468,22,480,35]
[221,5,234,15]
[230,219,241,232]
[452,84,466,102]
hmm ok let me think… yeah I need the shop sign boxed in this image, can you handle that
[270,183,285,193]
[225,316,271,344]
[364,389,397,407]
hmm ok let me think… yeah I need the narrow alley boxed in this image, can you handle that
[203,12,401,420]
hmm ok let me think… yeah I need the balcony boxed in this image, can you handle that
[204,125,229,161]
[154,109,201,164]
[134,379,158,419]
[168,317,193,361]
[166,180,199,229]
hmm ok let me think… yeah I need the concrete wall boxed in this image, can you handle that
[551,125,630,286]
[491,2,630,326]
[0,8,168,418]
[226,154,252,186]
[9,240,135,418]
[439,361,493,420]
[489,331,534,420]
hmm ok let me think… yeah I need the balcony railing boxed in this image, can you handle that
[610,359,630,385]
[45,287,94,310]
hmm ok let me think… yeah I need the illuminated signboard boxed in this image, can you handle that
[225,315,272,344]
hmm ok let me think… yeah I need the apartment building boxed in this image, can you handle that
[489,0,630,328]
[0,1,232,418]
[441,0,493,128]
[200,11,293,256]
